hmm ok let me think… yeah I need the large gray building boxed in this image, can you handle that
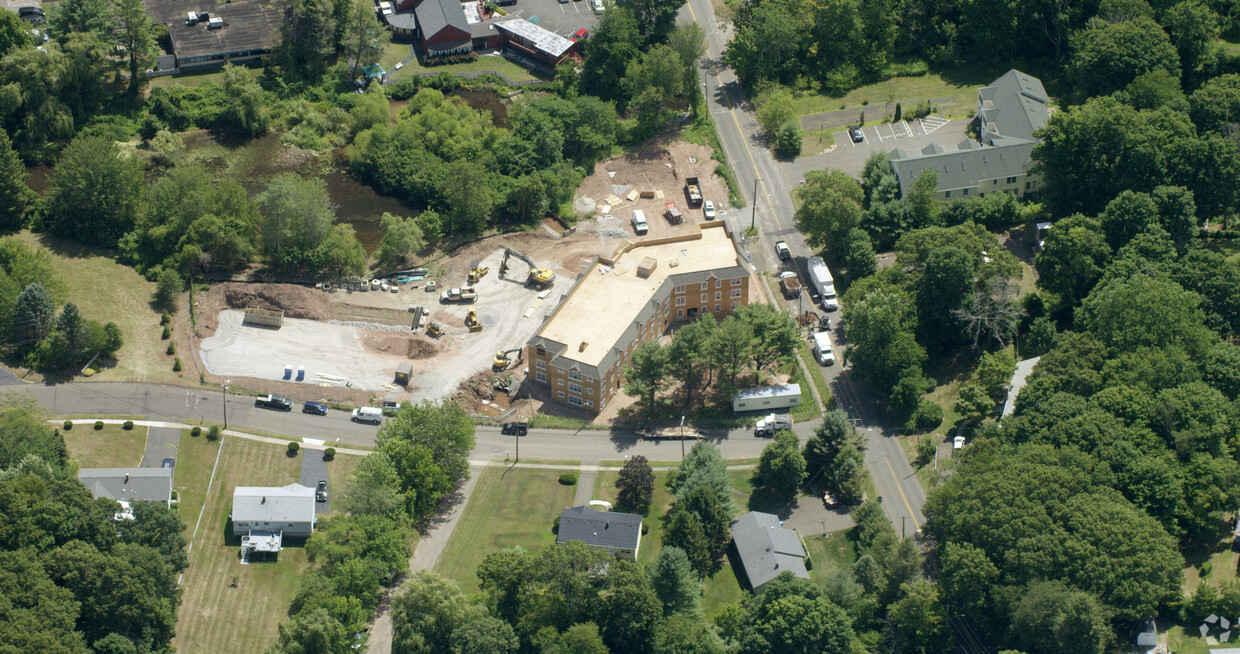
[890,69,1050,201]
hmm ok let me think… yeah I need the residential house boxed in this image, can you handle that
[730,511,809,592]
[889,69,1050,200]
[526,223,750,414]
[556,505,643,560]
[78,467,173,508]
[414,0,471,56]
[231,483,317,555]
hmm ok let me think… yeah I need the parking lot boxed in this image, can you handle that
[499,0,598,40]
[790,116,967,179]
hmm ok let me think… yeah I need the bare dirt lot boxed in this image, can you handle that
[575,140,735,239]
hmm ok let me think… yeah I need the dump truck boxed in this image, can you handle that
[685,176,702,208]
[779,271,802,299]
[440,286,477,303]
[500,248,556,289]
[754,414,793,437]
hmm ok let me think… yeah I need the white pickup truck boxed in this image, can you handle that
[755,414,794,437]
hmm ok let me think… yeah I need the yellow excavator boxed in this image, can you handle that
[426,322,444,338]
[465,308,483,332]
[493,348,522,370]
[500,248,556,289]
[468,261,489,284]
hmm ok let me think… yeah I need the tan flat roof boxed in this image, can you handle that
[538,225,743,367]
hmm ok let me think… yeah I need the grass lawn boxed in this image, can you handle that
[798,342,834,409]
[1182,533,1239,593]
[174,430,220,539]
[378,40,413,71]
[789,66,996,122]
[701,558,745,618]
[148,69,228,90]
[805,529,857,585]
[13,231,170,385]
[1166,625,1211,654]
[324,451,359,515]
[434,467,576,591]
[391,50,550,84]
[174,438,306,654]
[63,423,147,468]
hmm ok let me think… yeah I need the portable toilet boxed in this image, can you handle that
[395,362,412,385]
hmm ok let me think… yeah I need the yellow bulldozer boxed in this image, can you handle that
[465,309,483,332]
[468,261,490,284]
[500,248,556,289]
[426,322,444,338]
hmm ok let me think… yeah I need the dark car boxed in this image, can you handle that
[255,394,293,411]
[501,421,528,436]
[496,0,516,4]
[303,401,328,415]
[315,480,328,503]
[848,126,864,143]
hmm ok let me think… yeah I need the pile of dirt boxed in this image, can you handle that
[408,339,438,359]
[361,332,408,354]
[220,283,332,321]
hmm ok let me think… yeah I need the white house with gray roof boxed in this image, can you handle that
[556,505,643,559]
[731,511,809,592]
[231,483,316,555]
[890,70,1050,201]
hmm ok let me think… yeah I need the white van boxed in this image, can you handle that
[632,210,648,235]
[811,332,835,366]
[351,407,383,424]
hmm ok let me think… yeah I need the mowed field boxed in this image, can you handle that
[434,467,575,592]
[13,231,170,384]
[62,423,147,468]
[174,438,307,654]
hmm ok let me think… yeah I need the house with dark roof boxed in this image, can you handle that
[413,0,471,57]
[78,468,173,507]
[889,70,1050,201]
[526,223,749,414]
[730,511,809,592]
[556,505,643,559]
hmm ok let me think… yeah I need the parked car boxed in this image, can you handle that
[823,490,840,508]
[631,209,648,235]
[572,28,589,41]
[303,401,328,415]
[315,480,328,503]
[501,421,529,436]
[255,394,293,411]
[496,0,517,4]
[775,240,791,261]
[703,200,716,219]
[591,0,605,12]
[849,126,864,143]
[352,407,383,424]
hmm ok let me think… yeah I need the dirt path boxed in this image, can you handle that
[365,467,482,654]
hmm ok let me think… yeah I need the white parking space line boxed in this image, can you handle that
[869,125,882,142]
[901,120,913,137]
[921,115,950,134]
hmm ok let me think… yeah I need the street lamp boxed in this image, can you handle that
[222,379,230,430]
[680,415,686,459]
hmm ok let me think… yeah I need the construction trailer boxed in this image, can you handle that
[243,306,284,328]
[731,384,802,413]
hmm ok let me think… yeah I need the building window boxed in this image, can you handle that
[586,376,595,383]
[963,188,969,196]
[557,391,565,399]
[586,387,593,395]
[677,309,684,318]
[536,360,546,370]
[715,279,722,288]
[945,191,951,198]
[537,347,546,356]
[732,278,742,286]
[585,400,594,407]
[569,369,581,381]
[731,301,739,309]
[1007,176,1017,183]
[731,288,742,298]
[714,304,721,313]
[700,294,707,303]
[569,383,582,394]
[568,395,583,406]
[675,296,686,306]
[536,371,546,382]
[675,284,685,294]
[714,291,722,301]
[557,378,564,386]
[1025,181,1032,190]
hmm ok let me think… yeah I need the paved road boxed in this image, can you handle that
[683,0,927,534]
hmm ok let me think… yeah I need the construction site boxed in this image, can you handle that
[190,140,738,418]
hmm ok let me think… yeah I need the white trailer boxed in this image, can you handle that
[732,384,802,413]
[807,256,838,311]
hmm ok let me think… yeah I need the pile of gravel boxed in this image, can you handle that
[330,320,411,333]
[596,227,632,239]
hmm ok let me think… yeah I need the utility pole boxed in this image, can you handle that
[222,379,230,429]
[750,178,758,231]
[679,415,686,459]
[901,516,906,538]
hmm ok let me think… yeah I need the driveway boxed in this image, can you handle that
[299,450,330,515]
[139,426,181,474]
